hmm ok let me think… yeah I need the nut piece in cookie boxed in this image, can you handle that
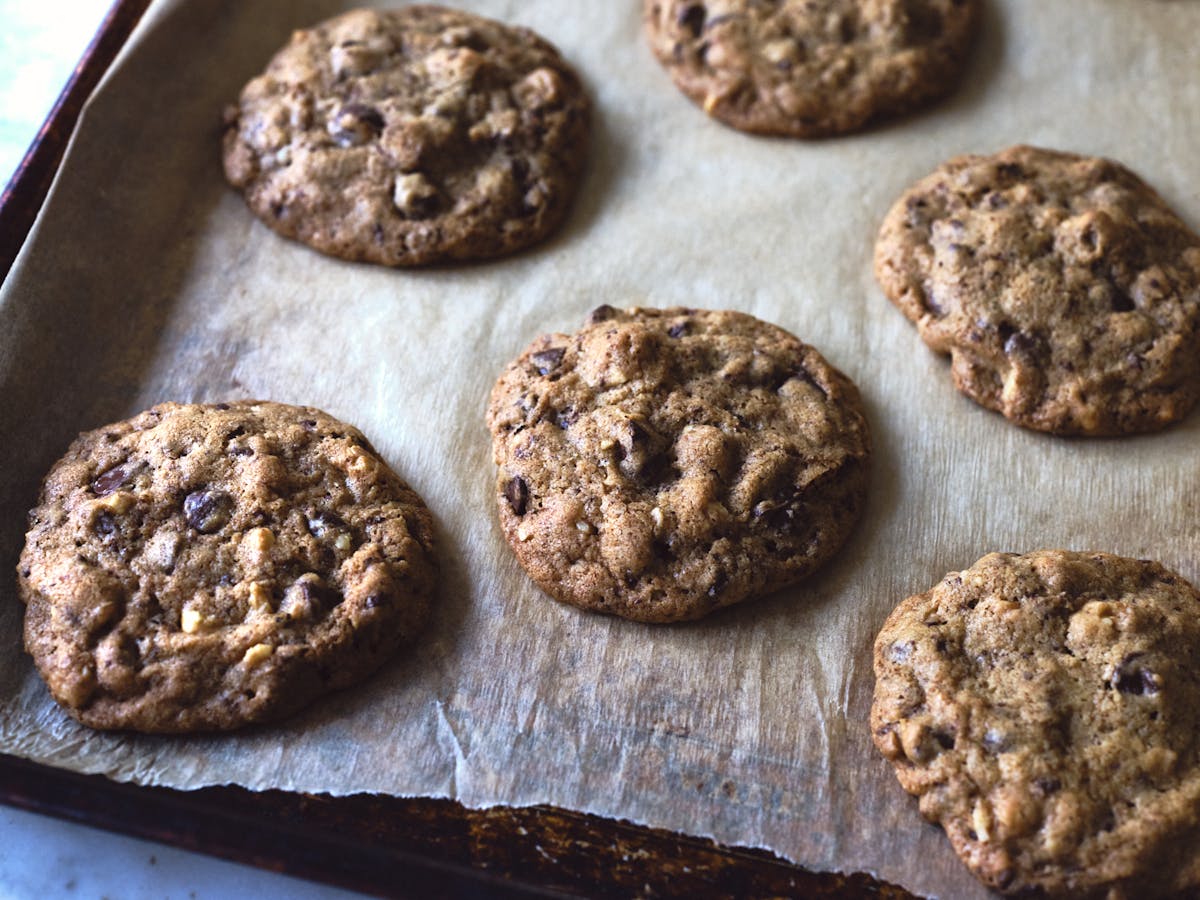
[17,401,438,733]
[487,306,871,623]
[872,550,1200,897]
[222,6,591,266]
[875,145,1200,435]
[643,0,979,137]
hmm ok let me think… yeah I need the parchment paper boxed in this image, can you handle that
[2,1,1199,896]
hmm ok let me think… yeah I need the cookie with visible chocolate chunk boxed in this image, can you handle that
[642,0,979,137]
[872,550,1200,897]
[222,6,590,266]
[17,401,437,733]
[487,306,871,623]
[875,145,1200,435]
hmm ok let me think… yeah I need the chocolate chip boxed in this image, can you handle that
[753,498,788,526]
[1110,288,1136,313]
[782,366,828,398]
[1112,653,1160,695]
[996,162,1024,180]
[981,729,1010,753]
[753,487,813,534]
[932,729,955,750]
[396,177,441,219]
[531,347,565,376]
[520,183,547,217]
[1004,330,1044,359]
[344,103,384,130]
[509,157,530,184]
[667,322,688,338]
[183,489,233,533]
[505,476,529,516]
[905,196,932,227]
[1034,777,1061,796]
[330,104,385,147]
[677,2,706,36]
[92,463,131,496]
[587,304,618,323]
[214,403,230,410]
[364,593,391,609]
[284,579,338,619]
[922,288,948,317]
[306,511,347,539]
[706,570,728,599]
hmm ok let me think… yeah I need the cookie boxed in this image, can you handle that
[17,401,437,733]
[222,6,590,266]
[642,0,978,137]
[872,550,1200,897]
[875,145,1200,435]
[487,306,871,623]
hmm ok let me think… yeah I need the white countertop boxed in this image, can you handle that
[1,804,363,900]
[0,0,106,187]
[0,3,362,897]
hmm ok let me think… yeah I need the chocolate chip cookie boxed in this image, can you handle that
[643,0,979,137]
[17,401,437,733]
[872,550,1200,897]
[487,306,871,623]
[875,145,1200,435]
[222,6,590,266]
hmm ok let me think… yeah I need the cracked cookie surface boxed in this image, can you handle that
[872,550,1200,897]
[18,401,437,733]
[222,6,590,266]
[487,306,871,623]
[643,0,978,137]
[875,145,1200,435]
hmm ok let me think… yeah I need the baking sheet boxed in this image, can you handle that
[2,1,1199,897]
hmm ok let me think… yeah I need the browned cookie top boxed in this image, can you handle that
[875,145,1200,435]
[487,307,871,623]
[872,551,1200,898]
[643,0,978,137]
[17,401,437,733]
[222,6,590,266]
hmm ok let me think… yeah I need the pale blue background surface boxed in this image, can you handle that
[0,4,360,897]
